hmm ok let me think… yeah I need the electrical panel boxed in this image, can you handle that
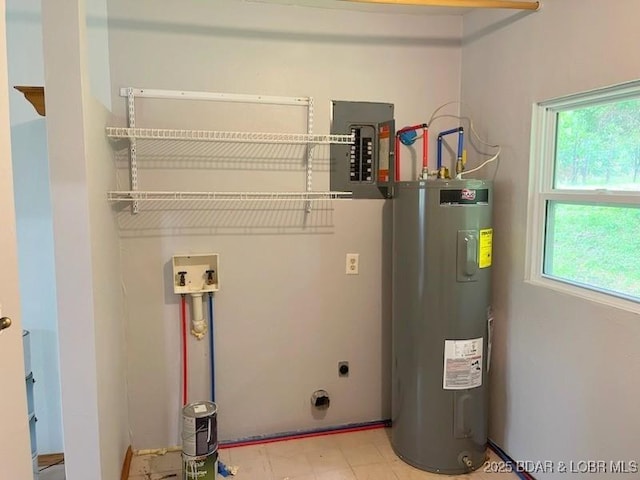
[331,101,395,199]
[350,125,375,183]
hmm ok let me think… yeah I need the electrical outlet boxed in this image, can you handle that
[346,253,359,275]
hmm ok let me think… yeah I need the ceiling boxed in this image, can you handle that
[244,0,473,16]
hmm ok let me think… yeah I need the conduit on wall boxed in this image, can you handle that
[342,0,541,10]
[181,295,188,406]
[208,293,216,403]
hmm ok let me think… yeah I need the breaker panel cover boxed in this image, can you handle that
[330,101,395,199]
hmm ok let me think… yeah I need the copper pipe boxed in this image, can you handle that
[342,0,540,10]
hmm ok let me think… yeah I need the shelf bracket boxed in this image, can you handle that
[306,97,315,213]
[108,87,356,214]
[14,86,46,116]
[126,87,139,214]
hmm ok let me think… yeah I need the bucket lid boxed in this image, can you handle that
[183,401,217,418]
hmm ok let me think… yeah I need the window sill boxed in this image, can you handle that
[525,275,640,316]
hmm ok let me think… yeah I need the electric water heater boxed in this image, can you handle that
[391,179,493,474]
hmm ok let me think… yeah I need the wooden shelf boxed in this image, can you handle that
[14,86,45,116]
[344,0,540,10]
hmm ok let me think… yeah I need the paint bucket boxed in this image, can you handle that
[183,451,217,480]
[182,401,217,457]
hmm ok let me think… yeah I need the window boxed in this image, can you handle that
[527,81,640,311]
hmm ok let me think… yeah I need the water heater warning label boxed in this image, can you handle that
[443,338,483,390]
[479,228,493,268]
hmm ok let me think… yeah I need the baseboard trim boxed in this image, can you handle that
[219,419,391,449]
[488,439,537,480]
[38,453,64,468]
[121,445,133,480]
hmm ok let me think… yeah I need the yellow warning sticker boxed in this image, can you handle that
[479,228,493,268]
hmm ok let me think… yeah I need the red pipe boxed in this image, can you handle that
[395,123,428,182]
[218,422,387,449]
[394,134,401,182]
[397,123,426,134]
[422,126,429,170]
[181,295,188,406]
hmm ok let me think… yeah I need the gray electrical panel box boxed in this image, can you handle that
[330,101,395,199]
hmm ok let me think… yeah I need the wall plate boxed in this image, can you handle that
[172,254,220,294]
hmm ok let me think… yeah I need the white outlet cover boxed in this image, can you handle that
[346,253,359,275]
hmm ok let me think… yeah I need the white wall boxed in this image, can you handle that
[6,0,63,455]
[461,2,640,479]
[85,2,130,477]
[106,0,463,448]
[89,97,130,480]
[42,0,128,478]
[86,0,112,107]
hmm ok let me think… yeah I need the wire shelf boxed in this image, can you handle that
[106,127,354,145]
[110,88,352,214]
[107,191,353,202]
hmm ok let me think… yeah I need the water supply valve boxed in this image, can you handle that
[437,166,451,179]
[172,254,220,339]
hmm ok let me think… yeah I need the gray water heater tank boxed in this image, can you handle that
[391,179,492,474]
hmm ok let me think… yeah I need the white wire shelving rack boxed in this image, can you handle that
[108,87,354,213]
[107,191,353,202]
[106,127,353,145]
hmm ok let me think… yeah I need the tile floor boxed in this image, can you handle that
[128,428,520,480]
[38,462,66,480]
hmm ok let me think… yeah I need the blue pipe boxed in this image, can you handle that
[437,127,464,170]
[220,420,391,447]
[488,439,536,480]
[208,294,230,476]
[208,293,215,403]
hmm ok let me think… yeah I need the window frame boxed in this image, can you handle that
[526,80,640,314]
